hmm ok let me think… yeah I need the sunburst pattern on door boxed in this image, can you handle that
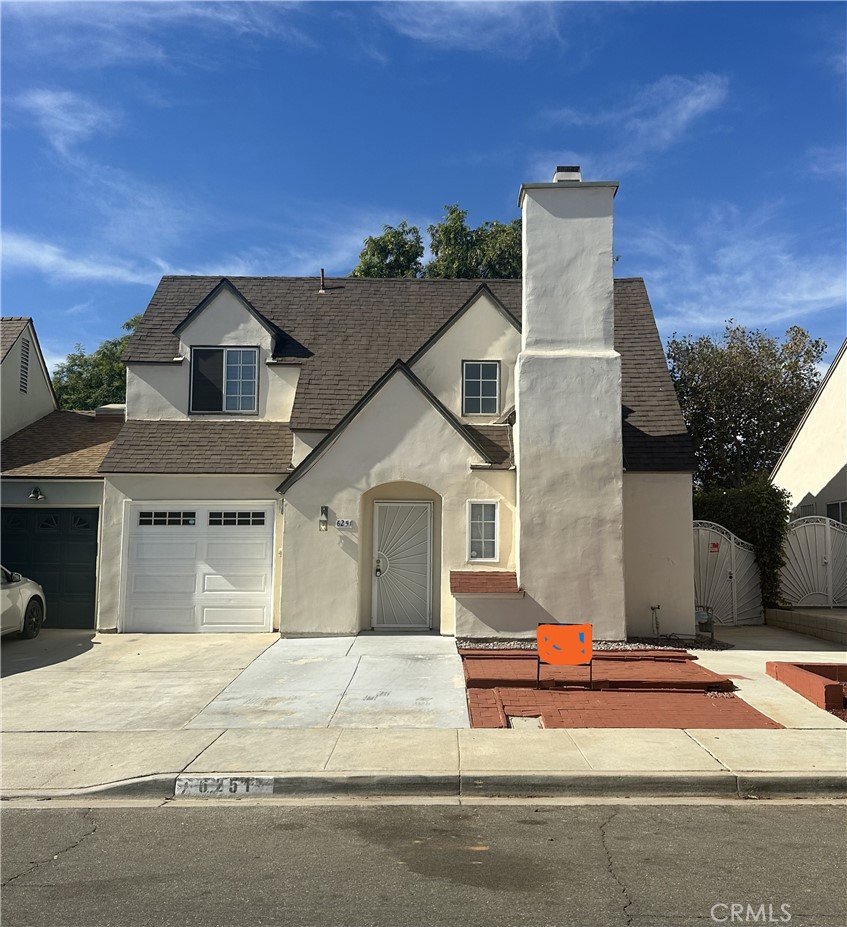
[373,502,432,628]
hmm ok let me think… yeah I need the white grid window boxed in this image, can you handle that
[209,511,266,527]
[224,349,257,412]
[138,511,196,526]
[794,503,816,519]
[463,361,499,415]
[468,501,498,561]
[826,501,847,525]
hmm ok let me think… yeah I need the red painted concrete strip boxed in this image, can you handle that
[463,654,734,692]
[766,661,847,711]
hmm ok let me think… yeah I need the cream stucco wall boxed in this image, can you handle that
[410,292,520,422]
[292,430,329,466]
[126,289,300,422]
[1,324,56,439]
[772,342,847,516]
[516,181,626,639]
[280,370,516,636]
[622,471,695,636]
[98,474,284,631]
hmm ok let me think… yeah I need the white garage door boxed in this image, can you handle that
[124,503,275,632]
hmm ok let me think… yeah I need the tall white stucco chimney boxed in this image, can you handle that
[515,166,626,639]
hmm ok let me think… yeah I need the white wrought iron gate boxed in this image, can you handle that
[780,517,847,607]
[693,521,763,625]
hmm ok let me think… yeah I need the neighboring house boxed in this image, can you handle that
[1,317,57,439]
[0,317,124,629]
[85,166,696,639]
[771,338,847,524]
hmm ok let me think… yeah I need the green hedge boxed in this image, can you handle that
[693,475,791,607]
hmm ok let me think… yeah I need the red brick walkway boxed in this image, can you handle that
[467,687,781,729]
[461,650,781,730]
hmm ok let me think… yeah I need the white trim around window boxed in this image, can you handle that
[467,499,499,562]
[462,360,500,416]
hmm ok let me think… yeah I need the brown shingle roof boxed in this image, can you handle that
[450,571,521,594]
[1,411,122,478]
[1,317,30,362]
[615,281,696,471]
[99,421,293,474]
[466,424,513,468]
[126,276,694,471]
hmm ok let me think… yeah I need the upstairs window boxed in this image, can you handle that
[826,501,847,525]
[20,338,30,393]
[463,361,499,415]
[190,347,257,413]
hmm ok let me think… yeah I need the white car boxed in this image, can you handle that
[1,565,46,638]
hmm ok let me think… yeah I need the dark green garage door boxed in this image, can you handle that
[1,508,99,629]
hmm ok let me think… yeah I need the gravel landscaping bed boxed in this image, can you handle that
[456,635,734,652]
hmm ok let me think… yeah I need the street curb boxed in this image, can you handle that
[5,771,844,801]
[461,771,739,798]
[0,775,178,800]
[736,773,847,799]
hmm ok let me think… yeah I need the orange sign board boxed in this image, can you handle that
[537,623,593,666]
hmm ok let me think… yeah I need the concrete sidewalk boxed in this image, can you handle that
[1,626,844,801]
[2,726,845,799]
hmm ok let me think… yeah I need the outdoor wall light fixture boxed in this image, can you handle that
[28,487,45,501]
[319,506,328,531]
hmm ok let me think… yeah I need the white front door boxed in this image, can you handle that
[372,502,432,629]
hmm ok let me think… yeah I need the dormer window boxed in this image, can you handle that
[190,347,258,413]
[462,361,499,415]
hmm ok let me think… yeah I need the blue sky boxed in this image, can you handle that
[2,1,845,371]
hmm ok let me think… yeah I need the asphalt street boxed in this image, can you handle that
[1,801,845,927]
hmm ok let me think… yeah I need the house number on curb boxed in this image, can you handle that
[335,519,354,529]
[176,776,274,797]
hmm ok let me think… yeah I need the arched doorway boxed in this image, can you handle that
[359,482,442,631]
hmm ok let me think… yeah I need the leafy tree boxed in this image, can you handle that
[53,315,142,410]
[667,323,825,488]
[349,220,423,278]
[694,476,792,607]
[349,205,521,279]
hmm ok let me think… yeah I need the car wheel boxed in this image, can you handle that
[19,598,43,639]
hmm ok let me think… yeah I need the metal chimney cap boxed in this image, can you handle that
[553,165,582,182]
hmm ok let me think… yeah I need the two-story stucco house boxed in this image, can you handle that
[87,167,697,640]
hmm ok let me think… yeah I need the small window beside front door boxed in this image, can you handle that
[463,361,500,415]
[468,501,498,561]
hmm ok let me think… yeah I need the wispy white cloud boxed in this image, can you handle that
[533,73,729,178]
[14,88,117,156]
[2,232,159,286]
[620,201,847,334]
[379,1,564,55]
[807,145,846,178]
[2,2,311,70]
[2,202,425,287]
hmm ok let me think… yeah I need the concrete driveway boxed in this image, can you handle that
[1,630,468,733]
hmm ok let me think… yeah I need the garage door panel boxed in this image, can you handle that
[206,540,269,560]
[132,573,196,594]
[201,607,267,628]
[128,605,195,632]
[130,539,199,561]
[202,572,268,593]
[125,504,274,633]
